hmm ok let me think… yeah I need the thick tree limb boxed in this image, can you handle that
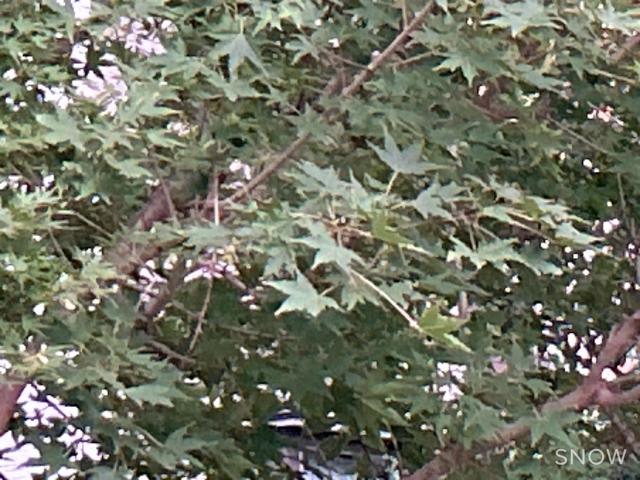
[145,340,195,369]
[106,184,190,278]
[405,310,640,480]
[0,377,25,436]
[610,33,640,64]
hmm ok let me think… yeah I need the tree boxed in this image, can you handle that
[1,0,640,478]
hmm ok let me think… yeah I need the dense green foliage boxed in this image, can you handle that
[2,0,640,478]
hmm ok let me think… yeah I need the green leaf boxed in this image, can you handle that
[530,410,582,448]
[293,221,364,272]
[182,223,232,250]
[597,1,640,35]
[296,160,349,192]
[285,34,320,64]
[554,222,602,247]
[263,246,297,277]
[460,396,505,439]
[480,205,518,224]
[481,0,562,37]
[215,32,268,79]
[448,237,560,274]
[89,467,131,479]
[265,272,341,316]
[512,63,564,91]
[418,305,466,337]
[158,425,208,469]
[418,305,471,352]
[414,177,465,221]
[523,378,554,399]
[104,158,153,179]
[36,111,87,150]
[368,131,432,174]
[441,333,473,353]
[360,397,409,427]
[434,56,478,87]
[371,212,411,245]
[124,383,189,407]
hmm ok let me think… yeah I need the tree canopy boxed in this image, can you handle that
[1,0,640,478]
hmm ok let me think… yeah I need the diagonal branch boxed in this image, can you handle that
[610,33,640,64]
[2,0,437,444]
[222,1,435,206]
[104,1,437,291]
[585,312,640,388]
[0,377,26,436]
[405,310,640,480]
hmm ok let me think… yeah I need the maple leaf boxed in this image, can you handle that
[265,272,341,317]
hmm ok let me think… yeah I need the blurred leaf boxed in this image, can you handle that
[265,272,341,316]
[369,131,432,174]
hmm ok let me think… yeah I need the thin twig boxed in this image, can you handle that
[171,300,200,320]
[320,49,368,70]
[341,3,434,98]
[213,173,220,225]
[617,173,627,218]
[385,171,399,196]
[154,162,179,224]
[56,210,113,238]
[545,115,614,157]
[189,278,213,352]
[352,270,419,330]
[223,133,311,205]
[223,272,248,292]
[146,340,195,366]
[491,210,553,241]
[216,324,289,340]
[401,0,409,30]
[47,227,74,269]
[591,67,637,85]
[390,51,433,68]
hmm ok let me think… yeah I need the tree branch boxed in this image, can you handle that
[145,340,195,368]
[405,310,640,480]
[222,1,435,205]
[0,376,26,436]
[610,33,640,64]
[105,2,436,283]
